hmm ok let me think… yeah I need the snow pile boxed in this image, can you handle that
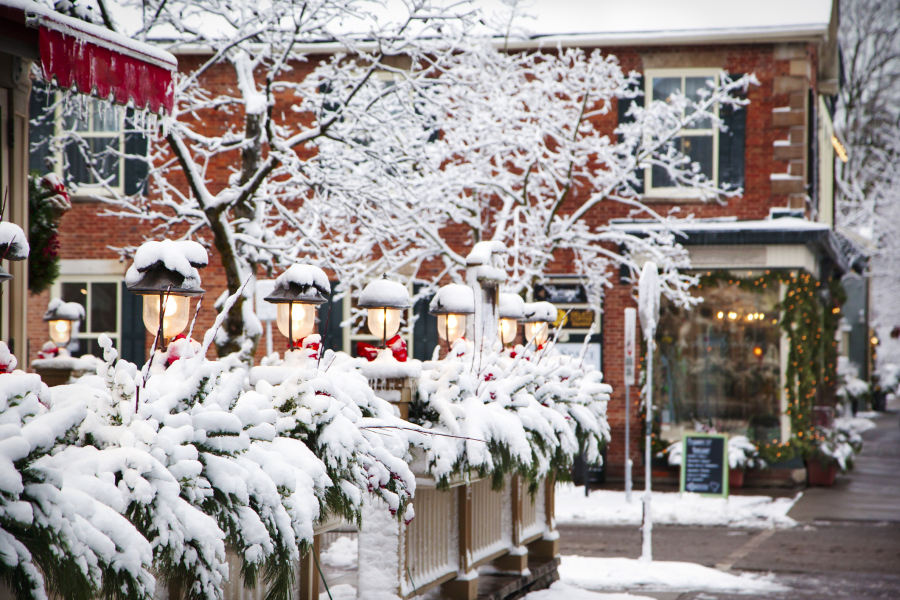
[526,582,656,600]
[358,278,410,308]
[320,535,358,568]
[275,264,331,295]
[414,339,610,488]
[125,239,208,290]
[664,435,765,470]
[523,301,557,323]
[43,297,85,321]
[0,221,29,260]
[555,486,799,529]
[499,293,526,319]
[559,556,787,594]
[429,284,475,314]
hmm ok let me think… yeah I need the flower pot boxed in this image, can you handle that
[806,458,838,487]
[729,468,745,489]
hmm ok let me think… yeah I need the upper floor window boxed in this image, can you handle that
[644,69,720,196]
[61,99,125,193]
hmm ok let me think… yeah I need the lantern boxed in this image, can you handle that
[498,293,525,345]
[125,240,207,343]
[264,265,330,346]
[43,299,85,347]
[429,284,475,344]
[521,301,557,346]
[358,276,410,347]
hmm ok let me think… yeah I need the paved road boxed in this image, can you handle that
[558,410,900,599]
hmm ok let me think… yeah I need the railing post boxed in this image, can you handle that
[493,475,528,573]
[298,535,321,600]
[442,484,478,600]
[527,476,559,560]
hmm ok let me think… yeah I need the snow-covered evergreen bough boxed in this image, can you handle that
[0,335,419,600]
[414,338,611,491]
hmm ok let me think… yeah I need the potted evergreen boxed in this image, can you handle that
[802,422,863,486]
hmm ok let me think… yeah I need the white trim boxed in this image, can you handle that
[59,259,127,276]
[51,275,124,353]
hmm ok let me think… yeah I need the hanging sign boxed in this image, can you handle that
[624,307,636,386]
[680,434,729,497]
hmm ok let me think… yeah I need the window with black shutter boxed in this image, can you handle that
[317,286,344,352]
[412,285,439,361]
[718,74,746,192]
[120,282,146,365]
[124,110,149,196]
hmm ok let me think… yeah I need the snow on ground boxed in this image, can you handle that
[559,556,787,594]
[525,581,656,600]
[321,536,358,569]
[555,485,799,529]
[319,583,357,600]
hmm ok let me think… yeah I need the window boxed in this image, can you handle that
[644,69,719,196]
[61,98,125,192]
[653,271,783,443]
[53,276,123,357]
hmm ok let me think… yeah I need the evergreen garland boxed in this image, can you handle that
[27,173,63,295]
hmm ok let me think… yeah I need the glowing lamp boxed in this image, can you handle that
[358,276,411,346]
[498,293,526,345]
[521,301,557,346]
[43,299,85,346]
[429,284,475,344]
[126,240,208,342]
[264,265,330,346]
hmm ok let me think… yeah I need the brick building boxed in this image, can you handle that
[25,1,858,478]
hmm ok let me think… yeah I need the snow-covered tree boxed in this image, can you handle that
[835,0,900,363]
[49,0,752,358]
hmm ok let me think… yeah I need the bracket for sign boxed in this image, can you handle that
[679,433,730,498]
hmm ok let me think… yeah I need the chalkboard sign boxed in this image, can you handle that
[679,434,729,497]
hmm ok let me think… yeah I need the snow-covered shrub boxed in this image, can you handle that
[0,368,156,600]
[836,357,871,409]
[1,326,419,600]
[814,422,864,471]
[412,339,610,489]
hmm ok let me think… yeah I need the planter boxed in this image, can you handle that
[729,468,745,489]
[806,458,838,487]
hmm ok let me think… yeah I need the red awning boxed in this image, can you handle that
[4,0,177,115]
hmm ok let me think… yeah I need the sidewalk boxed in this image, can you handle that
[787,408,900,522]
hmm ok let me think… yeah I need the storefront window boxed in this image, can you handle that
[655,271,782,443]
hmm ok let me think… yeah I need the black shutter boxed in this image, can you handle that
[120,283,146,365]
[718,74,746,191]
[318,284,344,352]
[617,75,644,194]
[413,285,438,361]
[28,82,55,176]
[124,109,149,196]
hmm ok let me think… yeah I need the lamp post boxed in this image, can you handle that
[263,265,330,349]
[126,241,207,349]
[520,301,557,347]
[429,284,475,348]
[358,276,410,348]
[499,293,525,346]
[43,299,85,347]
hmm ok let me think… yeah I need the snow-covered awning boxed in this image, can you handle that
[610,216,865,274]
[2,0,176,115]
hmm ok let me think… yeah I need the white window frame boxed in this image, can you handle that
[54,96,126,197]
[643,68,720,198]
[50,275,124,355]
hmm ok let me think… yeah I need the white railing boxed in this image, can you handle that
[470,478,508,564]
[404,486,459,595]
